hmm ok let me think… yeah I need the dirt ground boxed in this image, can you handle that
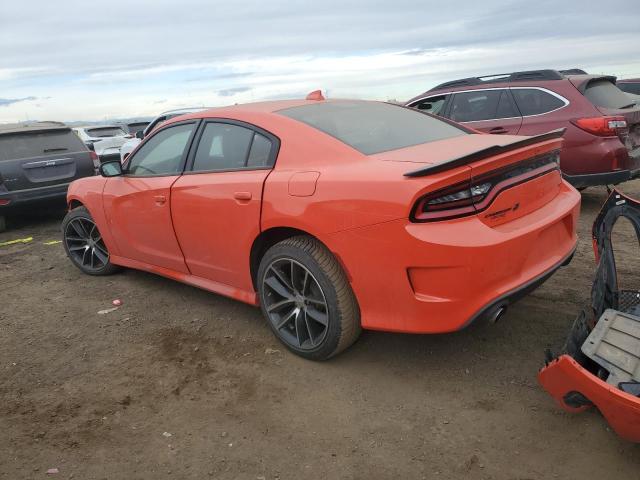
[1,183,640,480]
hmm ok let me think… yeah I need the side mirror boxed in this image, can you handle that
[86,142,95,151]
[135,130,144,139]
[99,160,123,177]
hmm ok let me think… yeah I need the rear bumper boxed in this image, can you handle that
[463,246,575,328]
[539,355,640,442]
[563,169,631,188]
[0,182,69,211]
[326,181,581,333]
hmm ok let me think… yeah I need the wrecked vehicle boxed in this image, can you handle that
[539,188,640,442]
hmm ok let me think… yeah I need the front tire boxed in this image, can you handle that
[62,206,120,275]
[257,236,361,360]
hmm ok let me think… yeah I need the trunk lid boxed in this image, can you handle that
[0,127,95,191]
[388,131,565,226]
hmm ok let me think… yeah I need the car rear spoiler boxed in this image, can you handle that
[403,128,566,178]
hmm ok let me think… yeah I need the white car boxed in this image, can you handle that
[119,107,209,161]
[73,125,131,162]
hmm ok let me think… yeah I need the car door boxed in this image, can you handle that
[171,120,278,292]
[447,88,522,134]
[102,121,198,272]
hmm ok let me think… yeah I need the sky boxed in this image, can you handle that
[0,0,639,123]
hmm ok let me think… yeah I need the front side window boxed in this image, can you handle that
[449,90,507,122]
[192,123,274,171]
[279,101,466,155]
[410,95,449,116]
[511,88,566,116]
[127,123,195,176]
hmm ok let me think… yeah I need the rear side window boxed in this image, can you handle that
[247,133,273,168]
[0,130,87,161]
[512,88,566,116]
[583,80,634,109]
[279,101,465,155]
[618,83,640,95]
[192,123,274,171]
[410,95,448,115]
[86,127,127,138]
[449,90,517,122]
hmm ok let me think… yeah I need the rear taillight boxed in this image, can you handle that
[90,151,100,169]
[411,150,560,222]
[572,116,628,137]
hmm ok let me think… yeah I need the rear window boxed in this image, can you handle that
[279,101,466,155]
[0,130,87,161]
[618,82,640,96]
[86,127,127,138]
[127,122,149,134]
[584,80,634,109]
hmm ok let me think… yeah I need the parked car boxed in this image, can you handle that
[406,69,640,189]
[119,108,208,161]
[618,78,640,96]
[0,121,97,232]
[73,125,130,163]
[62,97,580,360]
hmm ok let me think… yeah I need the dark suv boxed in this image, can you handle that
[0,122,97,231]
[406,70,640,188]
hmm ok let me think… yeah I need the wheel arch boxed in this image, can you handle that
[68,198,84,210]
[250,225,358,291]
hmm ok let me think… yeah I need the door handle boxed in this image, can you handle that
[233,191,252,201]
[489,127,509,134]
[154,195,167,205]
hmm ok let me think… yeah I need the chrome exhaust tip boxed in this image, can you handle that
[489,306,507,324]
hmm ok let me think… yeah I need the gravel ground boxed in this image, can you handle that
[1,183,640,479]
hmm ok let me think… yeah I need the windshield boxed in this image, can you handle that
[86,127,127,138]
[584,80,635,109]
[278,101,467,155]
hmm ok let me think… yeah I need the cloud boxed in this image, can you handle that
[0,0,638,122]
[0,96,36,107]
[218,87,251,97]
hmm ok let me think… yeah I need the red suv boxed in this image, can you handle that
[406,70,640,188]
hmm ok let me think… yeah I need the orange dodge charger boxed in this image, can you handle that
[63,98,580,360]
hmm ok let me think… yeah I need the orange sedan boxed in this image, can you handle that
[62,97,580,360]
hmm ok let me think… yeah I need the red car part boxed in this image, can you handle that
[539,188,640,442]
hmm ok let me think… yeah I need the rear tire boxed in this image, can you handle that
[62,206,120,276]
[257,235,361,360]
[0,215,6,233]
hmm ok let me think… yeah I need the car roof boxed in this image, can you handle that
[160,107,211,115]
[407,70,619,103]
[193,99,370,118]
[0,121,70,136]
